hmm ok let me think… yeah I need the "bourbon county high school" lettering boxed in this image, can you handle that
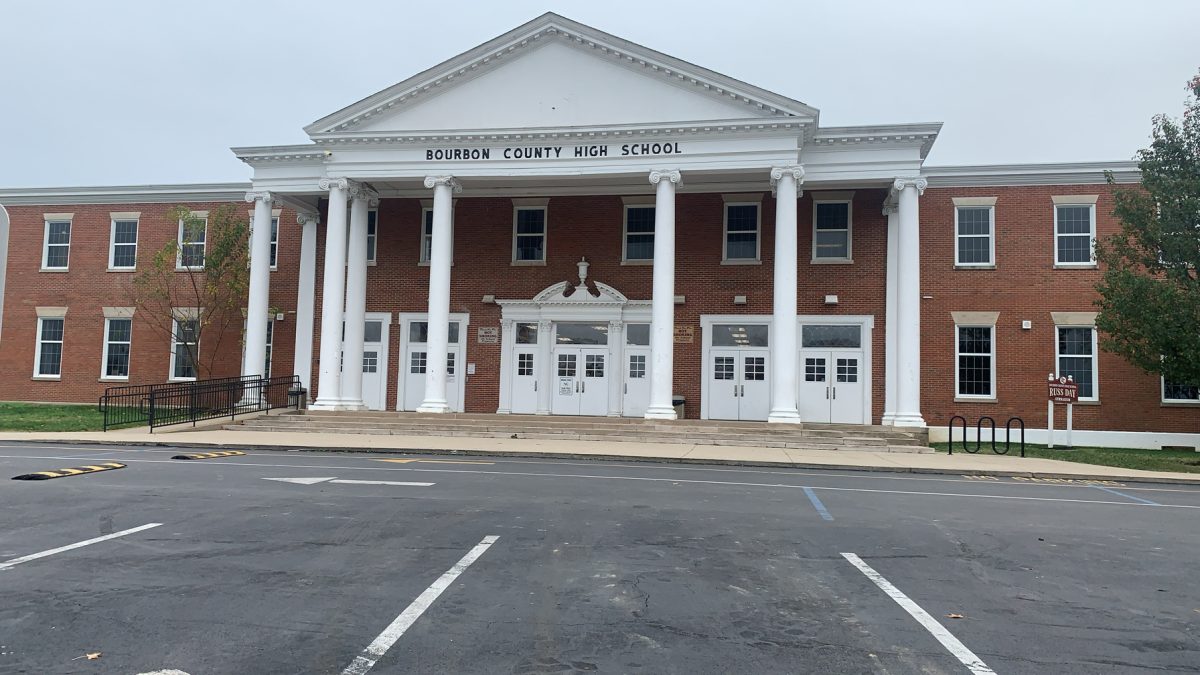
[425,142,683,161]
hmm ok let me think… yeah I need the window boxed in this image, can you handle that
[109,217,139,270]
[34,317,64,377]
[102,318,132,379]
[269,216,279,269]
[171,318,199,380]
[1162,377,1200,403]
[408,321,460,344]
[420,208,434,264]
[178,215,207,269]
[813,200,852,261]
[956,326,994,398]
[801,324,861,349]
[555,322,608,345]
[42,217,72,270]
[585,354,605,378]
[513,207,546,263]
[557,353,577,377]
[724,203,760,262]
[410,351,427,374]
[836,357,858,383]
[517,353,534,377]
[955,207,994,266]
[744,356,765,381]
[1054,203,1096,266]
[1056,326,1097,400]
[712,324,769,347]
[263,320,274,378]
[714,356,734,380]
[628,354,646,379]
[625,324,650,346]
[367,209,378,264]
[804,357,826,382]
[623,206,655,262]
[516,322,538,344]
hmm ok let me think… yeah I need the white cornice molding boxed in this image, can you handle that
[924,161,1141,187]
[812,123,943,159]
[305,12,818,137]
[0,183,251,206]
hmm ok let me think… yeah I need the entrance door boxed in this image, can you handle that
[622,323,650,418]
[360,316,390,411]
[798,324,865,424]
[708,350,770,421]
[551,348,608,415]
[509,321,540,415]
[400,318,465,412]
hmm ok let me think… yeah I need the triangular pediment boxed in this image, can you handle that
[306,13,818,137]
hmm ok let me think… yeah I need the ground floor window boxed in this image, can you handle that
[103,318,132,379]
[171,318,199,380]
[1162,377,1200,403]
[956,325,994,398]
[35,317,65,377]
[1056,326,1097,400]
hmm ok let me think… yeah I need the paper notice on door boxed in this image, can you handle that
[558,377,575,396]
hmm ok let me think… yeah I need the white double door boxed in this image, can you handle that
[550,347,609,416]
[707,349,770,421]
[798,349,864,424]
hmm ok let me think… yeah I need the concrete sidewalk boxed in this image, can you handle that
[2,426,1199,485]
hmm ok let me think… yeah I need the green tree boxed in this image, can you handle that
[130,204,250,380]
[1096,71,1200,387]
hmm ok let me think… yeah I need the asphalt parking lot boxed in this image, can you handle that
[1,442,1198,674]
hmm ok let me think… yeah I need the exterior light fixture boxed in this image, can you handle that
[733,295,747,305]
[824,294,838,305]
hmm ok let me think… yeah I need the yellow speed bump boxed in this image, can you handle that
[12,462,126,481]
[171,450,247,461]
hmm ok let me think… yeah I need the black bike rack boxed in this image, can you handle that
[948,415,1025,457]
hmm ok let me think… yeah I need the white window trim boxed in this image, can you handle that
[1054,324,1100,402]
[176,211,208,271]
[811,197,853,263]
[108,213,140,272]
[1052,201,1097,268]
[1161,377,1200,405]
[954,323,997,401]
[952,204,996,268]
[100,316,133,381]
[41,214,73,272]
[169,316,200,381]
[722,201,762,264]
[418,206,434,266]
[621,203,655,265]
[33,315,65,380]
[511,200,548,266]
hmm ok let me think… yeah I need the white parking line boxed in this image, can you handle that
[342,535,499,675]
[0,523,162,571]
[842,552,996,675]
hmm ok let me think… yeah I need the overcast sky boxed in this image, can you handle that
[2,0,1196,188]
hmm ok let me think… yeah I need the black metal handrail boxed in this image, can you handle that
[99,374,303,431]
[948,415,1025,457]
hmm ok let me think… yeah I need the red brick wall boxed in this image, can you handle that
[0,202,299,403]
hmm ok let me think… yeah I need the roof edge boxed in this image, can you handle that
[924,161,1141,187]
[0,182,252,206]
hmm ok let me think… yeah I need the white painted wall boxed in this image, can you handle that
[930,425,1200,451]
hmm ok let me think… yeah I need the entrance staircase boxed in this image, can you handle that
[228,410,931,452]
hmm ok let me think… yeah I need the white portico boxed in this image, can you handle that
[233,12,938,427]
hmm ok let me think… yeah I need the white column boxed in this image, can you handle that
[417,175,459,413]
[339,189,371,410]
[768,166,804,423]
[535,319,552,415]
[881,203,899,424]
[293,211,319,400]
[312,178,350,410]
[645,169,680,420]
[608,320,624,417]
[497,319,514,414]
[243,191,273,382]
[893,177,927,427]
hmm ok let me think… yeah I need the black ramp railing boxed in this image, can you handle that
[99,374,302,431]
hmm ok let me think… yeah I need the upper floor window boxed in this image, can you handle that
[724,202,760,263]
[813,198,852,262]
[42,215,72,270]
[177,213,207,269]
[953,198,995,267]
[367,209,378,264]
[269,216,279,269]
[108,213,139,270]
[1056,325,1098,400]
[512,202,547,264]
[623,205,655,262]
[34,316,65,378]
[420,208,434,264]
[1053,198,1097,266]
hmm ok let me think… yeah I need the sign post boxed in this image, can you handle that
[1046,374,1078,449]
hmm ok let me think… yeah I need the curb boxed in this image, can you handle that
[12,462,126,481]
[4,438,1199,486]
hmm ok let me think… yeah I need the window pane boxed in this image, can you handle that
[363,321,382,343]
[39,342,62,375]
[1056,206,1091,234]
[836,357,858,383]
[177,319,199,343]
[625,324,650,346]
[1058,327,1093,355]
[45,246,69,268]
[956,208,990,236]
[41,318,64,341]
[815,230,848,258]
[516,209,545,234]
[726,204,758,232]
[626,207,655,233]
[628,354,646,378]
[174,346,195,379]
[801,324,860,348]
[516,322,539,344]
[108,318,132,342]
[114,220,138,243]
[725,231,757,260]
[714,356,734,380]
[367,210,378,235]
[409,322,428,343]
[712,324,768,347]
[1164,380,1200,401]
[805,357,826,382]
[47,221,71,244]
[555,322,608,345]
[958,354,992,395]
[957,236,990,264]
[744,356,765,381]
[106,343,130,377]
[1057,235,1091,263]
[815,203,848,230]
[1058,356,1093,398]
[112,244,137,267]
[625,234,654,260]
[957,326,991,355]
[516,235,544,261]
[448,322,460,344]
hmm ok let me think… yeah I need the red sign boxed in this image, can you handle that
[1048,377,1078,403]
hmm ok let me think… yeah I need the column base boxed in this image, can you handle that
[891,412,926,428]
[767,409,802,424]
[644,405,677,421]
[338,399,367,412]
[310,398,358,412]
[416,400,450,414]
[880,412,897,426]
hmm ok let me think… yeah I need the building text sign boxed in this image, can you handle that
[477,327,499,344]
[426,142,683,161]
[674,325,694,344]
[1048,377,1078,403]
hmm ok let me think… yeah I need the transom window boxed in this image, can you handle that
[516,322,539,345]
[43,219,72,270]
[623,206,655,261]
[724,203,760,262]
[555,323,608,345]
[813,201,851,261]
[178,216,207,269]
[955,207,994,266]
[625,324,650,346]
[1055,204,1096,266]
[801,325,861,349]
[712,324,768,347]
[1056,326,1097,400]
[171,318,199,380]
[103,318,133,379]
[110,219,138,270]
[513,207,546,263]
[956,326,994,398]
[409,321,460,344]
[35,317,65,377]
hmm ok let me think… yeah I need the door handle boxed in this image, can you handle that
[740,384,745,397]
[534,381,537,392]
[832,387,837,400]
[582,381,586,394]
[825,386,829,399]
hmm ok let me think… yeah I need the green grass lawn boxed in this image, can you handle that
[0,402,139,432]
[932,442,1200,474]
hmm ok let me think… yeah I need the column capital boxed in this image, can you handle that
[296,211,320,226]
[348,183,378,201]
[318,177,349,191]
[424,175,462,193]
[500,318,514,330]
[648,169,682,186]
[608,319,624,331]
[892,177,928,196]
[769,165,805,185]
[537,319,553,331]
[244,190,273,204]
